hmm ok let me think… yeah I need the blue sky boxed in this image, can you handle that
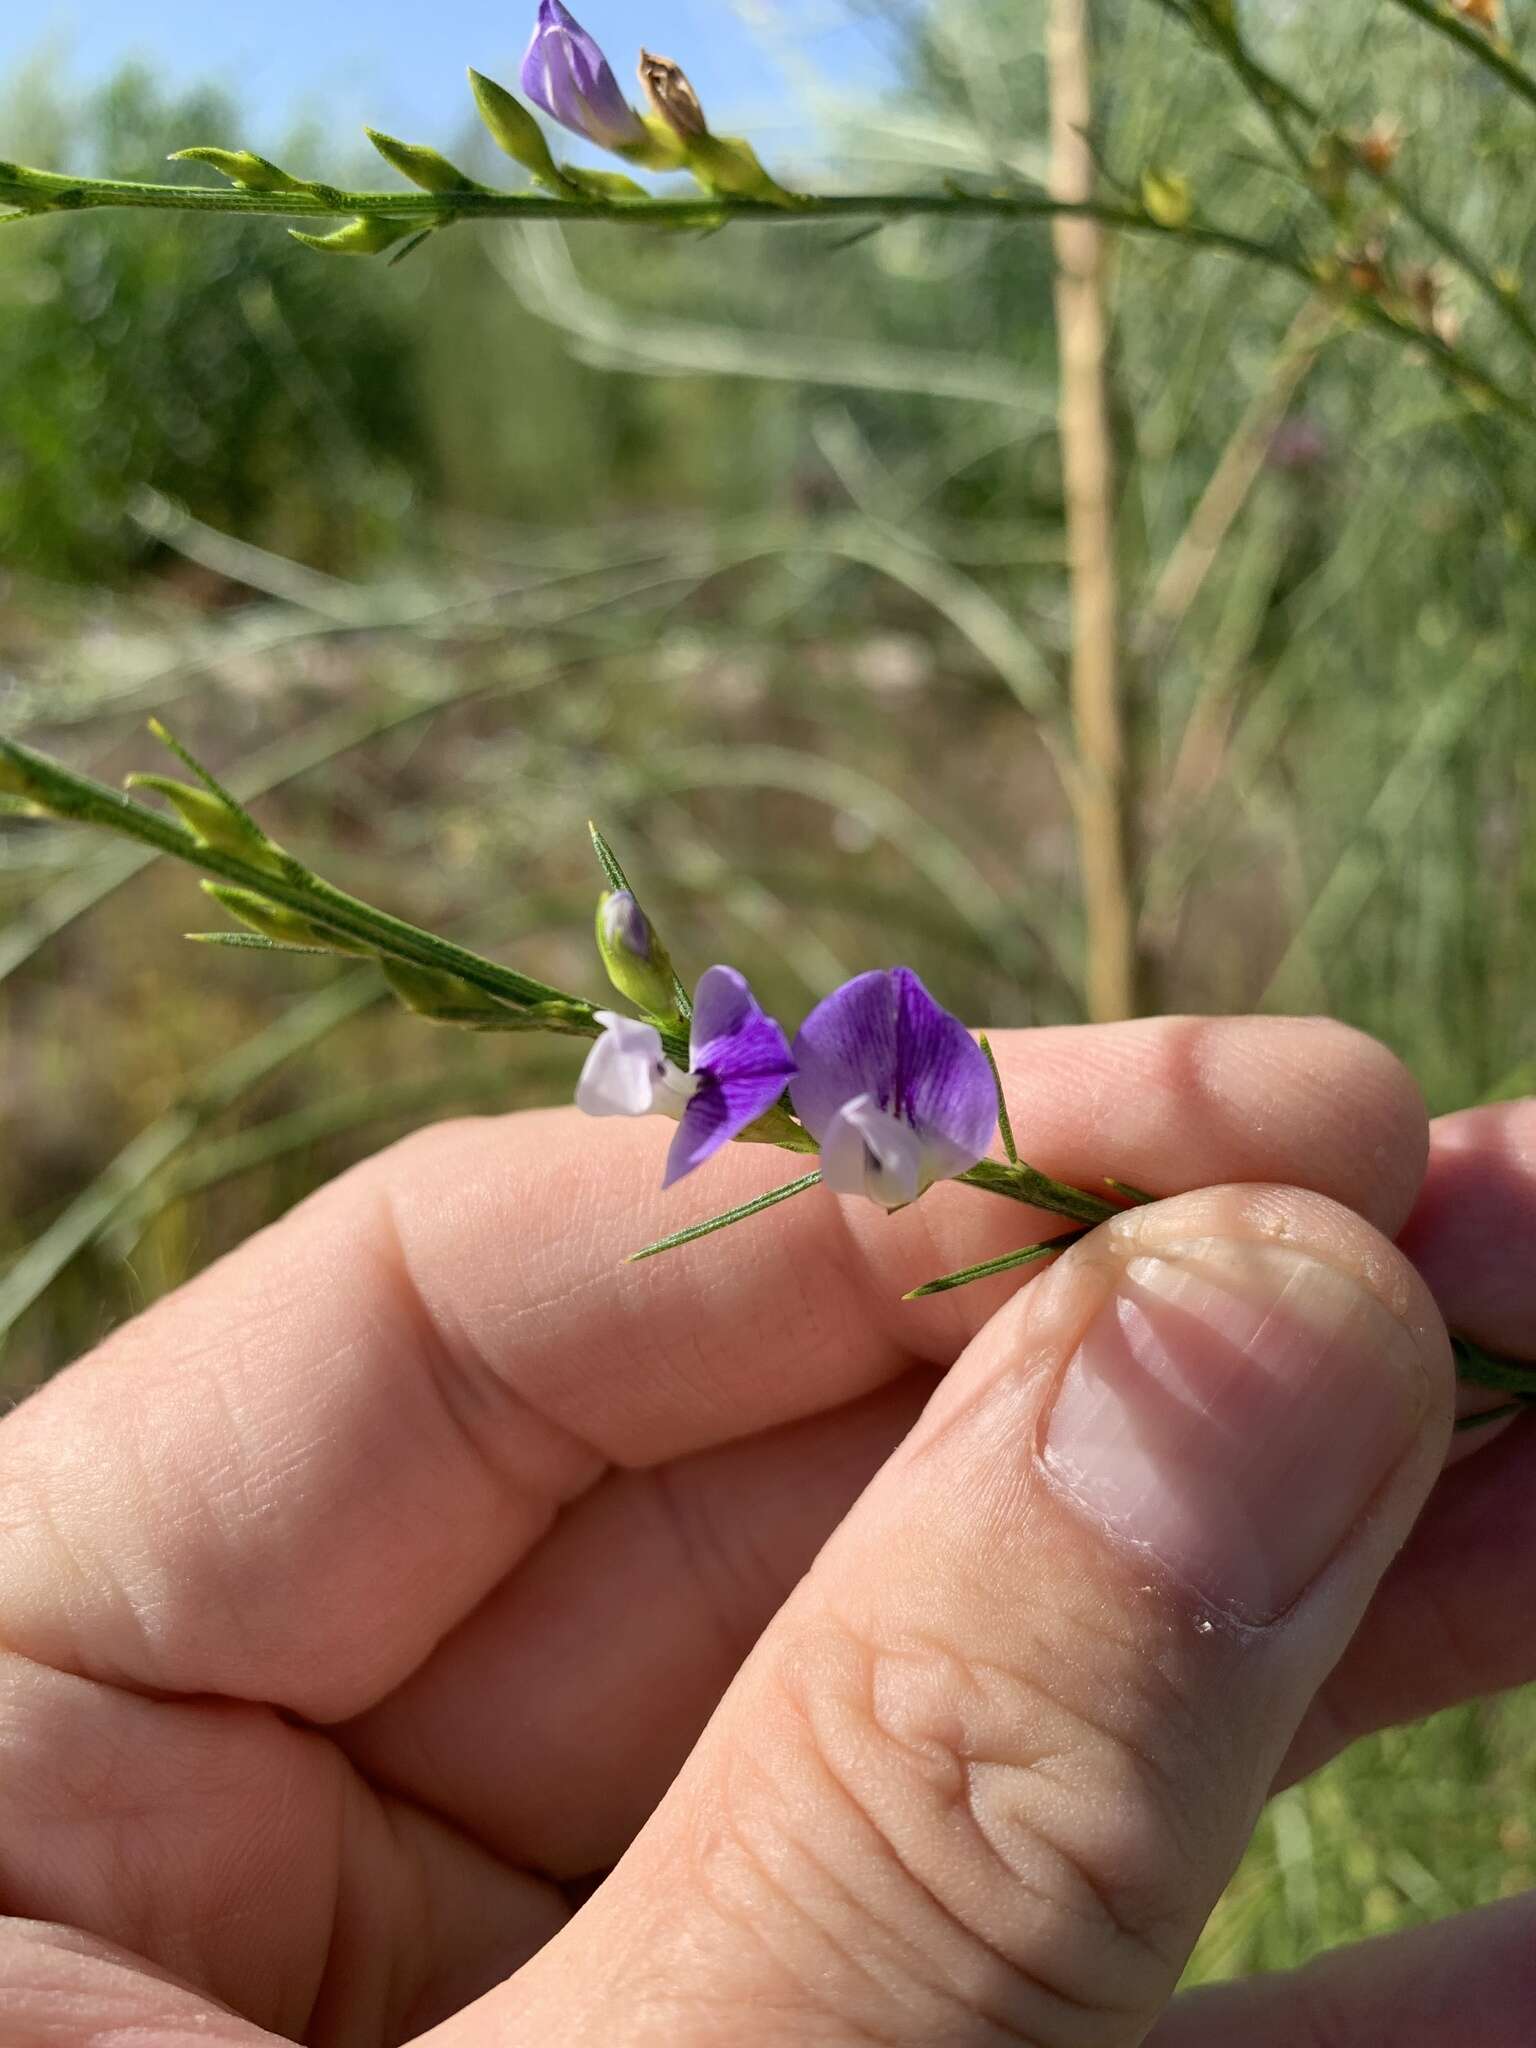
[6,3,896,156]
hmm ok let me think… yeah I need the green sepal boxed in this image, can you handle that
[467,69,578,193]
[735,1103,818,1151]
[289,216,418,256]
[125,773,287,872]
[366,129,482,194]
[202,881,370,954]
[168,147,322,195]
[679,134,799,206]
[616,117,689,172]
[558,164,650,200]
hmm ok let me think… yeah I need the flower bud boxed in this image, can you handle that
[467,70,569,189]
[1139,168,1192,229]
[596,888,681,1020]
[521,1,648,154]
[126,772,288,872]
[382,957,516,1024]
[1353,116,1402,176]
[366,130,479,194]
[203,882,369,954]
[637,50,709,140]
[169,148,320,195]
[288,216,419,257]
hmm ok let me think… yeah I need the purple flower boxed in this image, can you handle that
[577,964,796,1187]
[521,0,648,153]
[790,967,996,1209]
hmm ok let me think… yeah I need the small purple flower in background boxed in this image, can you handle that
[1266,412,1330,475]
[577,965,796,1186]
[790,967,996,1209]
[521,0,648,153]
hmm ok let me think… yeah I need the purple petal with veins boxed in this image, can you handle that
[520,0,646,151]
[662,965,796,1187]
[790,967,996,1202]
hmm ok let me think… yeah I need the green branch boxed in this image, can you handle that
[5,153,1525,427]
[0,156,1282,253]
[0,734,626,1042]
[1157,0,1536,357]
[1383,0,1536,114]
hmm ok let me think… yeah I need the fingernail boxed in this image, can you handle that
[1041,1237,1431,1622]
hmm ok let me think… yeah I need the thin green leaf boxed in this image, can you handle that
[1452,1334,1536,1397]
[978,1033,1017,1164]
[1454,1399,1535,1434]
[588,819,631,893]
[628,1170,821,1261]
[959,1156,1118,1225]
[1105,1177,1156,1205]
[185,931,333,954]
[905,1229,1087,1300]
[149,719,265,834]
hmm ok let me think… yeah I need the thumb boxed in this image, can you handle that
[457,1184,1452,2048]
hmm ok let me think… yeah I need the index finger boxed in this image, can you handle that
[0,1014,1424,1722]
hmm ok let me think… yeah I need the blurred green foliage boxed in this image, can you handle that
[0,67,434,575]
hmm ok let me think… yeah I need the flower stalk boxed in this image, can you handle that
[6,730,1535,1409]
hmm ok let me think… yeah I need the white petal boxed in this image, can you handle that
[652,1062,701,1120]
[819,1093,924,1210]
[576,1013,666,1118]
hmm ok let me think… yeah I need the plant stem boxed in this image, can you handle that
[1383,0,1536,114]
[1,737,622,1035]
[0,163,1298,239]
[3,161,1528,426]
[1049,0,1138,1022]
[1161,0,1536,358]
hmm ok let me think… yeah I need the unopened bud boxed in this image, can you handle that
[1403,264,1461,347]
[1353,117,1402,176]
[289,216,419,257]
[169,148,318,195]
[638,50,709,139]
[1140,168,1192,229]
[1342,239,1388,298]
[382,957,516,1024]
[596,888,681,1019]
[1450,0,1499,31]
[467,69,567,188]
[366,129,479,194]
[203,882,369,953]
[126,772,287,871]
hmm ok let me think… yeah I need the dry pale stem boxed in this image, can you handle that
[1048,0,1137,1021]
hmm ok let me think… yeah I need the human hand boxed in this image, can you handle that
[2,1016,1533,2046]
